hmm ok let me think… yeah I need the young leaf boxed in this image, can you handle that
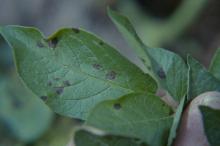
[75,130,145,146]
[86,93,173,146]
[108,8,187,102]
[209,48,220,80]
[148,48,187,102]
[200,106,220,146]
[107,7,152,75]
[0,74,53,142]
[0,26,157,120]
[187,56,220,99]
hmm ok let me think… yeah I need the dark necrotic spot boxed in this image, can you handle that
[72,28,80,33]
[92,63,102,70]
[157,68,166,79]
[113,103,121,110]
[48,37,58,48]
[12,99,23,109]
[106,71,117,80]
[99,41,104,46]
[40,96,48,101]
[147,66,152,71]
[55,87,64,95]
[63,80,71,86]
[47,81,52,86]
[140,58,146,63]
[54,77,60,81]
[37,40,45,48]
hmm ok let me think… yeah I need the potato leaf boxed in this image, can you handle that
[187,56,220,99]
[200,106,220,146]
[209,48,220,80]
[86,93,173,146]
[108,8,187,102]
[0,26,156,120]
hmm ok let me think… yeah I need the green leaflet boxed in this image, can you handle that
[108,8,187,102]
[107,7,152,75]
[209,48,220,80]
[187,56,220,99]
[0,25,157,120]
[86,93,173,146]
[200,106,220,146]
[74,130,145,146]
[0,74,53,142]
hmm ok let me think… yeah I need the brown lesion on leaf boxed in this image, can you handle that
[12,99,24,109]
[147,66,152,71]
[47,37,58,48]
[113,103,121,110]
[37,40,45,48]
[140,58,146,63]
[106,71,117,80]
[54,87,64,95]
[99,41,104,46]
[47,81,52,86]
[40,96,48,101]
[63,80,71,87]
[54,77,60,81]
[92,63,103,70]
[72,28,80,33]
[157,68,166,79]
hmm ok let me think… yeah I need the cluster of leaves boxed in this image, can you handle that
[0,8,220,146]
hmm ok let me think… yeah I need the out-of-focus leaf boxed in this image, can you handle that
[86,93,173,146]
[74,130,145,146]
[31,117,75,146]
[187,56,220,99]
[107,7,152,75]
[200,106,220,146]
[0,74,53,142]
[209,48,220,80]
[0,36,13,73]
[108,8,187,102]
[0,26,157,120]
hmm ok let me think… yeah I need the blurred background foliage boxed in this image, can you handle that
[0,0,220,145]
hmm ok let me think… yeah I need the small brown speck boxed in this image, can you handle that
[63,80,71,86]
[12,99,23,109]
[99,41,104,46]
[141,58,146,63]
[72,28,80,33]
[40,96,48,101]
[48,37,58,48]
[106,71,117,80]
[55,87,64,95]
[113,103,121,110]
[157,68,166,79]
[47,81,52,86]
[37,41,44,48]
[54,78,60,81]
[147,66,152,71]
[92,64,102,70]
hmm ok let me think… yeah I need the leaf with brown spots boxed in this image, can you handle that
[108,8,188,102]
[87,93,173,146]
[106,71,117,80]
[0,26,157,120]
